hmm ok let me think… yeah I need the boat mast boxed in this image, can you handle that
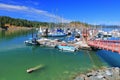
[32,26,33,38]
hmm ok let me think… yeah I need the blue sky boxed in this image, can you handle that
[0,0,120,25]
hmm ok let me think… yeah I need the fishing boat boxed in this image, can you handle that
[48,32,67,37]
[39,28,67,37]
[24,38,38,45]
[25,27,39,45]
[57,43,76,52]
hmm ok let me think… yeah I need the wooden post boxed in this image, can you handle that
[112,43,115,52]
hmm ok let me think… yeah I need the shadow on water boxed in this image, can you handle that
[85,50,106,68]
[97,50,120,67]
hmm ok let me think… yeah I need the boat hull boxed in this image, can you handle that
[24,38,38,46]
[41,33,67,37]
[24,41,38,46]
[57,45,76,52]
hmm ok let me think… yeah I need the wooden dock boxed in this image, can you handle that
[88,40,120,53]
[37,38,91,50]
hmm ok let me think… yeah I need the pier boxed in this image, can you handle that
[36,38,91,51]
[88,40,120,53]
[36,27,120,53]
[80,28,120,54]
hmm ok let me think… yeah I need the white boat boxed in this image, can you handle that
[47,32,67,37]
[38,28,67,37]
[57,44,76,52]
[24,38,38,45]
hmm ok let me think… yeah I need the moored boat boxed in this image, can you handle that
[57,43,76,52]
[38,28,67,37]
[24,38,38,45]
[41,31,67,37]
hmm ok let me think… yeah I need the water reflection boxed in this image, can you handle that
[87,50,106,68]
[0,30,32,40]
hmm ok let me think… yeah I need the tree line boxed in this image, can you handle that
[0,16,95,29]
[0,16,49,28]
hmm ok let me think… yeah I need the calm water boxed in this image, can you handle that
[97,50,120,67]
[0,30,107,80]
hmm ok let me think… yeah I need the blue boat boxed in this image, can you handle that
[48,32,67,37]
[57,44,76,52]
[39,28,67,37]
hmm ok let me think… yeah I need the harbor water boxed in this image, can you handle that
[97,49,120,67]
[0,30,108,80]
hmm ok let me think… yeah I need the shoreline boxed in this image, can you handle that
[74,67,120,80]
[0,26,32,32]
[0,26,32,31]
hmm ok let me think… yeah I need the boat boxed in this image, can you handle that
[97,31,112,39]
[57,43,76,52]
[24,38,38,45]
[41,31,67,37]
[27,64,44,73]
[39,28,67,37]
[25,27,39,45]
[47,32,67,37]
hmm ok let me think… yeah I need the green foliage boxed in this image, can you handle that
[0,16,49,27]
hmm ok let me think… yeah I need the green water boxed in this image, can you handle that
[0,30,107,80]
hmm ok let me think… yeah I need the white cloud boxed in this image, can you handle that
[0,3,28,10]
[0,3,71,23]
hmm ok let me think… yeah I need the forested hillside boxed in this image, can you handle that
[0,16,49,28]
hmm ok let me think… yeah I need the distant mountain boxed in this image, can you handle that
[68,21,93,28]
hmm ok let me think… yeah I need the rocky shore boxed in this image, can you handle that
[74,67,120,80]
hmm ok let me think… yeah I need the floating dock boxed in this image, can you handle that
[37,38,91,51]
